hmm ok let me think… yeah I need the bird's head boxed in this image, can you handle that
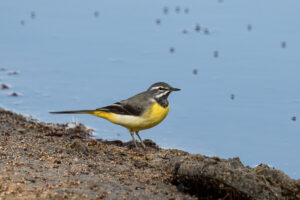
[147,82,180,101]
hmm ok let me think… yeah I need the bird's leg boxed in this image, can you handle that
[130,130,138,149]
[135,131,146,149]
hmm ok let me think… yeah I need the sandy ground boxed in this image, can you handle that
[0,109,299,200]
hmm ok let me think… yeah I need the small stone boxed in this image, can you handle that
[231,94,235,100]
[175,6,180,13]
[169,47,175,53]
[184,8,189,14]
[292,116,296,121]
[281,41,286,48]
[193,69,198,75]
[94,11,99,17]
[1,84,9,90]
[10,92,18,97]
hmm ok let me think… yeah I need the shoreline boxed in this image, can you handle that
[0,108,299,199]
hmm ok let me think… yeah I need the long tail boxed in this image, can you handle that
[50,110,96,114]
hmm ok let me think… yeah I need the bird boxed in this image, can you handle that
[50,82,180,149]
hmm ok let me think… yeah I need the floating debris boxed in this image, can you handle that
[156,19,161,25]
[247,24,252,31]
[231,94,235,100]
[1,84,9,90]
[182,29,188,34]
[10,92,19,97]
[195,24,201,32]
[175,6,180,13]
[163,7,168,14]
[281,41,286,48]
[20,20,25,25]
[169,47,175,53]
[214,51,219,58]
[204,28,209,35]
[193,69,198,75]
[94,11,99,17]
[8,71,19,75]
[31,11,36,19]
[292,116,296,121]
[184,8,189,14]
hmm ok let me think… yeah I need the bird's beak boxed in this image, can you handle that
[171,87,180,91]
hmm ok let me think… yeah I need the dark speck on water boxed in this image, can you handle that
[163,7,168,14]
[231,94,235,100]
[182,29,188,34]
[8,71,19,75]
[169,47,175,53]
[0,67,5,71]
[175,6,180,13]
[281,41,286,48]
[214,51,219,58]
[31,11,35,19]
[204,28,209,34]
[156,19,161,25]
[247,24,252,31]
[292,116,296,121]
[193,69,198,75]
[94,11,99,17]
[195,24,201,31]
[184,8,189,14]
[20,20,25,25]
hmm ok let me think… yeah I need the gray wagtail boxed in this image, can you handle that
[50,82,180,149]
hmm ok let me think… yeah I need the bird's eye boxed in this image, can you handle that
[158,87,165,90]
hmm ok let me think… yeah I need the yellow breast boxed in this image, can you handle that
[93,103,170,131]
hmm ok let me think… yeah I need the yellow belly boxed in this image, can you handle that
[91,103,170,131]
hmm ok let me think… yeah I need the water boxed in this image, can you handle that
[1,0,300,178]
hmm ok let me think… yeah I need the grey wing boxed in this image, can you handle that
[96,92,151,116]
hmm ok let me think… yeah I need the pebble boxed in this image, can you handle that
[1,84,9,90]
[193,69,198,75]
[10,92,19,97]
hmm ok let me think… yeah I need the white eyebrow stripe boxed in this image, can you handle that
[150,86,161,90]
[155,91,169,99]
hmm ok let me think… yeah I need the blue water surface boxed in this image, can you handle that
[0,0,300,178]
